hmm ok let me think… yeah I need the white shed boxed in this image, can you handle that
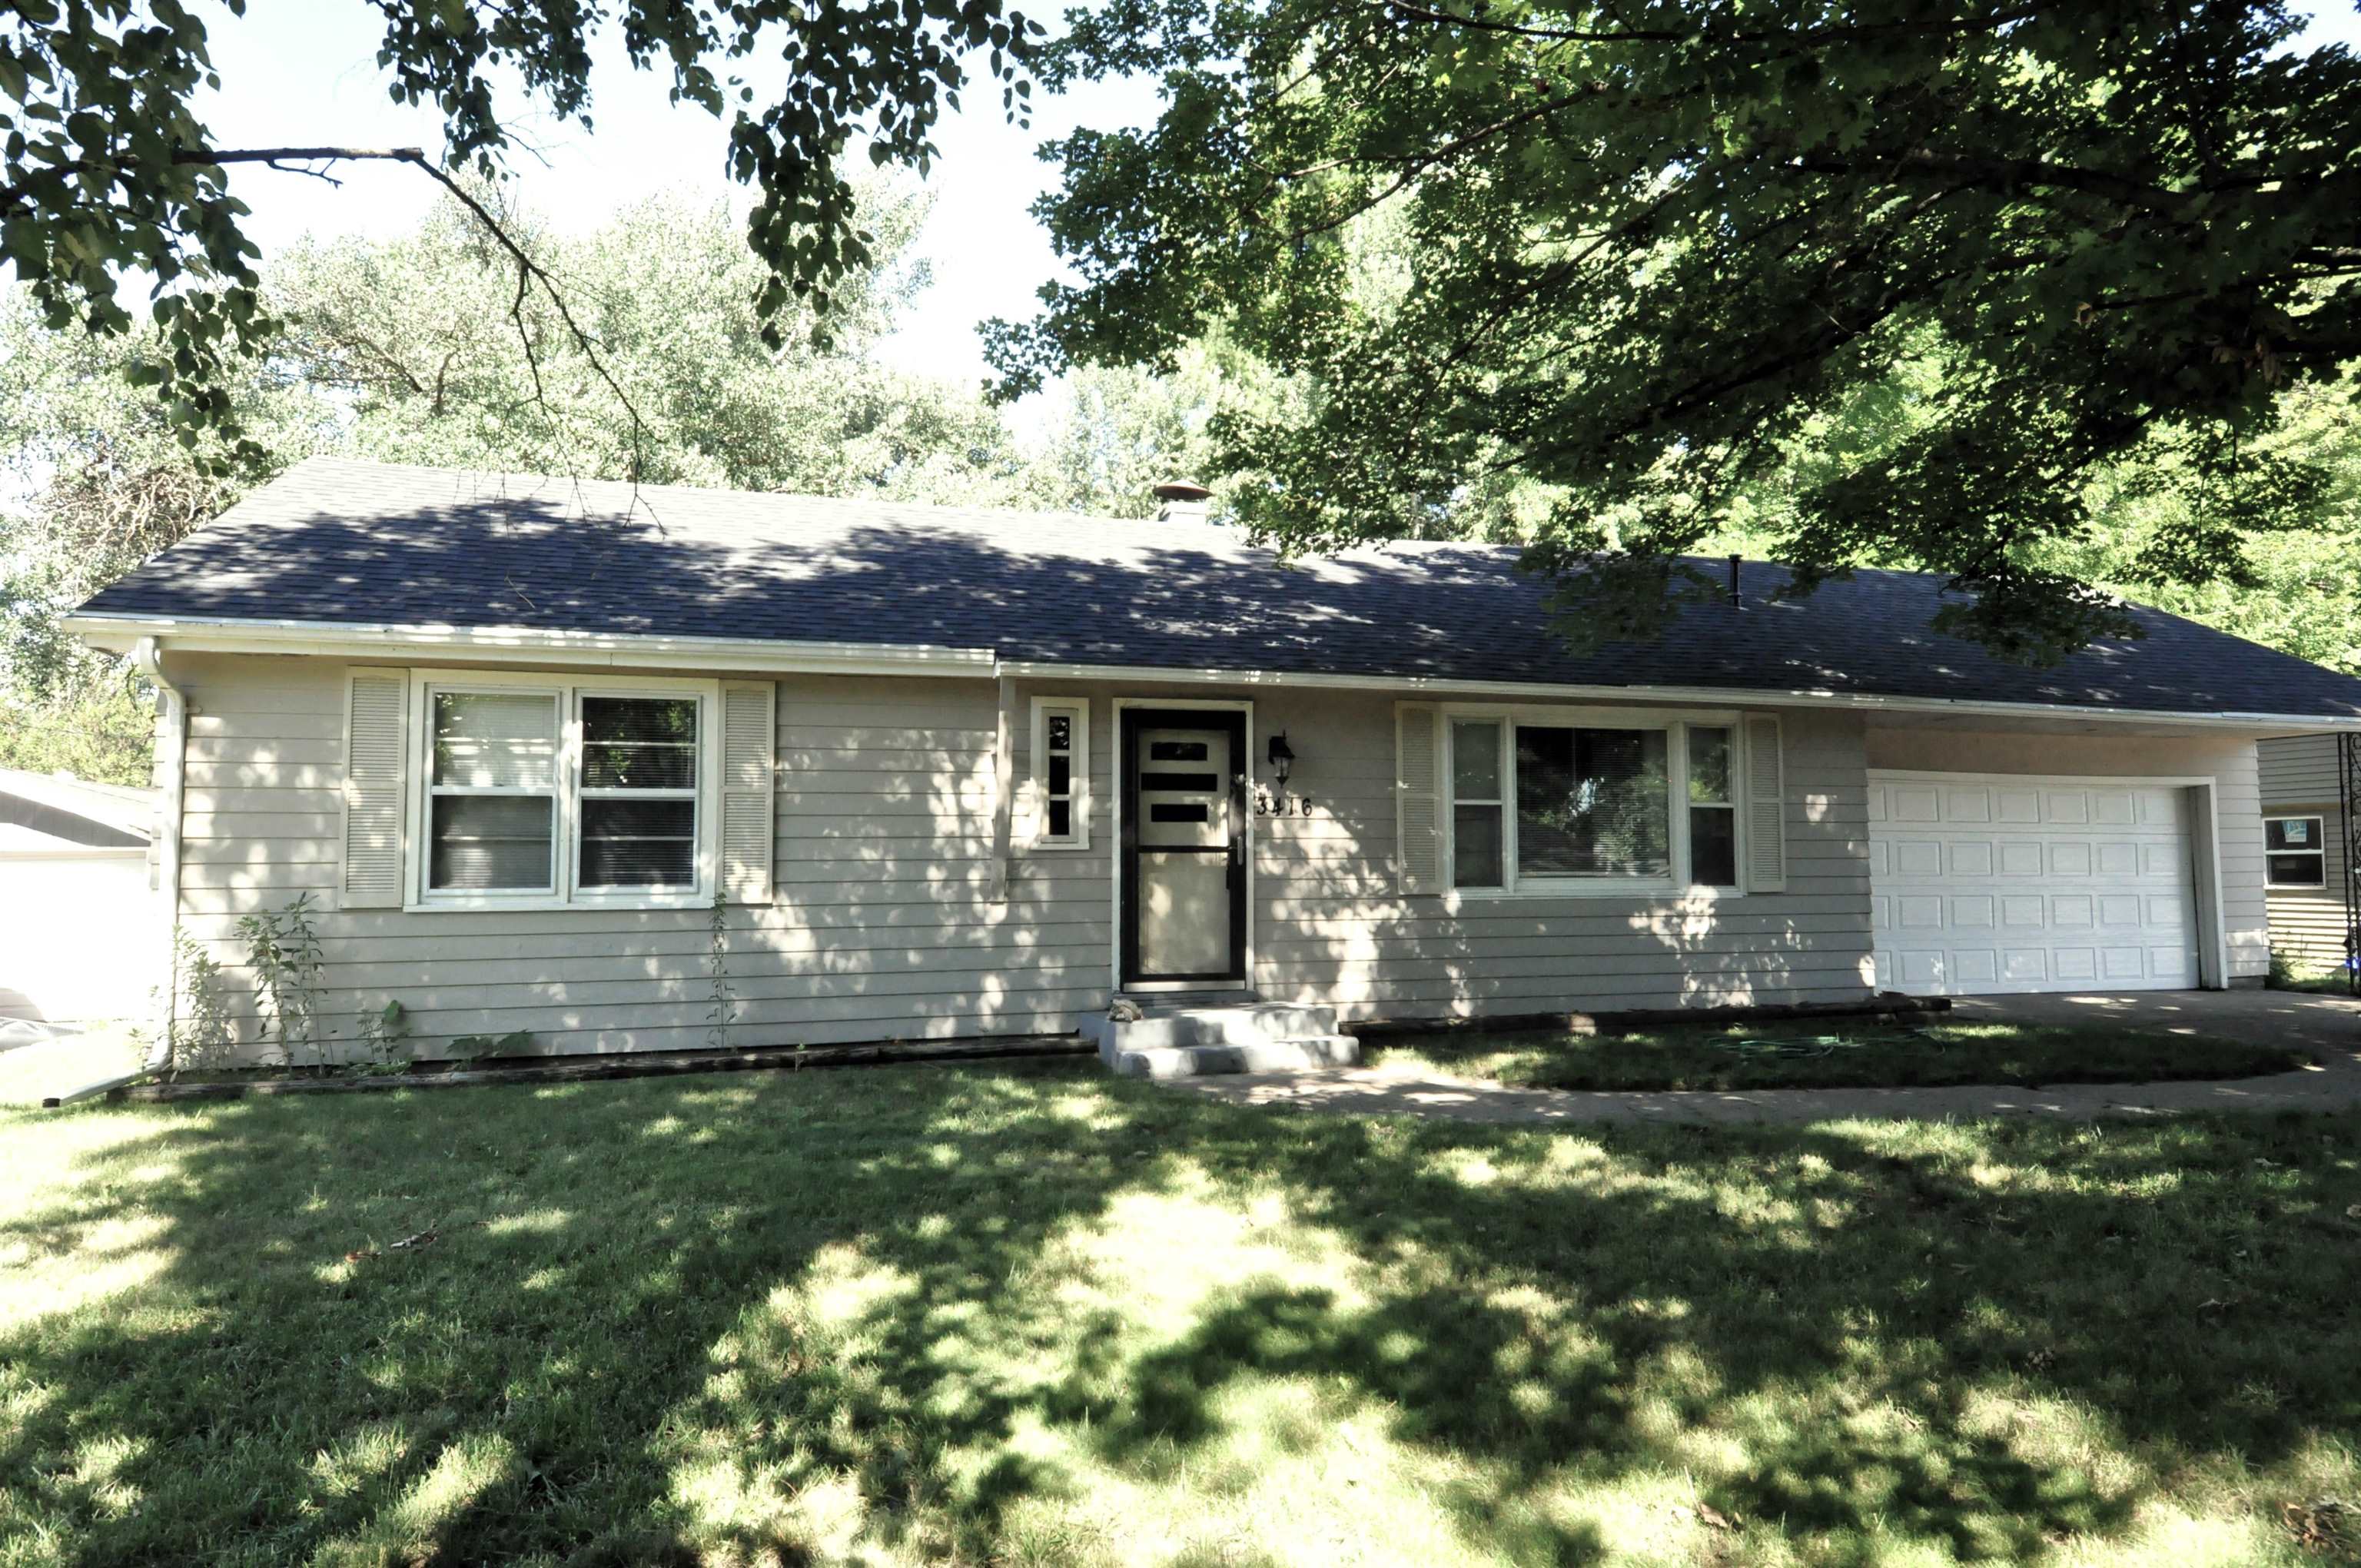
[0,769,158,1034]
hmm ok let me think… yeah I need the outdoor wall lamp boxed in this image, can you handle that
[1267,731,1296,786]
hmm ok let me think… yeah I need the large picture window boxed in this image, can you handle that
[1444,712,1747,895]
[412,675,716,908]
[2265,816,2327,889]
[1515,725,1669,879]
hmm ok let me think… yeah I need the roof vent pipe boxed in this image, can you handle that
[1153,480,1213,524]
[1727,553,1743,608]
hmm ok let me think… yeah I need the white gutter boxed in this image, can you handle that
[994,659,2361,734]
[65,613,998,678]
[126,636,186,1072]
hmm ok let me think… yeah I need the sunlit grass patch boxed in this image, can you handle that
[2,1067,2358,1564]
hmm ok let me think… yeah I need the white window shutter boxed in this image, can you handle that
[1396,702,1443,894]
[721,683,776,904]
[1744,714,1786,893]
[341,672,410,909]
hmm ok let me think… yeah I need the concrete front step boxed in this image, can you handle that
[1107,1034,1362,1080]
[1079,1000,1340,1055]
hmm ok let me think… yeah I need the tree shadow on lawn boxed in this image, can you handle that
[3,1065,2357,1565]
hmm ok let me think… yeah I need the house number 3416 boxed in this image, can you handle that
[1254,787,1314,817]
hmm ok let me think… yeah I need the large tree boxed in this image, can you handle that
[271,184,1034,501]
[0,0,1044,469]
[997,1,2361,661]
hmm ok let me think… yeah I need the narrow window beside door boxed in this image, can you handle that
[1031,699,1091,849]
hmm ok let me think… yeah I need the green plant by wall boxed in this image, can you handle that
[706,889,736,1051]
[236,892,327,1068]
[156,925,233,1079]
[448,1030,533,1062]
[354,1000,414,1075]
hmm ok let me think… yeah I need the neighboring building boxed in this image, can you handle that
[2256,733,2354,975]
[59,457,2361,1061]
[0,768,158,1028]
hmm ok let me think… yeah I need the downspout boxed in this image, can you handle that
[128,636,187,1070]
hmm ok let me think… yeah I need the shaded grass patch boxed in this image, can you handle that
[1366,1018,2312,1093]
[2,1063,2358,1564]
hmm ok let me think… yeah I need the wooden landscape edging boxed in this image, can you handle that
[112,1034,1096,1104]
[99,996,1957,1105]
[1344,995,1954,1041]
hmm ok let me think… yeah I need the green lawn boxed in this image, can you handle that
[5,1066,2359,1566]
[1364,1018,2313,1095]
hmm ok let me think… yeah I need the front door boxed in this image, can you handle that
[1120,708,1247,986]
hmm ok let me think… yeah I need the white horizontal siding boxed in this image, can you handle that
[2259,734,2340,806]
[1237,689,1875,1016]
[162,653,1107,1059]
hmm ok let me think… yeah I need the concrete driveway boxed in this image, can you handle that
[1162,988,2361,1128]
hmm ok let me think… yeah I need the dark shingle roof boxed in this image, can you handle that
[75,457,2361,720]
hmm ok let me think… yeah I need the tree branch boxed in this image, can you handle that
[163,143,651,483]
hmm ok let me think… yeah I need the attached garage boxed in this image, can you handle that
[1868,772,2210,995]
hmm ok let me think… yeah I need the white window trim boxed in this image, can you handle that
[1028,696,1091,851]
[404,669,724,912]
[2264,813,2329,889]
[1440,703,1748,899]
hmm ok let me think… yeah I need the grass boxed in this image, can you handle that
[2270,965,2359,998]
[5,1065,2361,1566]
[1363,1018,2314,1095]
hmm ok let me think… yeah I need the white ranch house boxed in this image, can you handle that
[67,458,2361,1063]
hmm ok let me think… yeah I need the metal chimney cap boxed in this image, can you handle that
[1151,480,1213,503]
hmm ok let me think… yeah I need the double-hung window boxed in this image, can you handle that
[411,673,719,908]
[1443,711,1748,895]
[1685,726,1738,888]
[578,695,701,889]
[427,690,562,894]
[2265,816,2327,888]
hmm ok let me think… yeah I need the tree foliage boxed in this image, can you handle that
[271,184,1033,500]
[0,0,1044,465]
[1000,0,2361,660]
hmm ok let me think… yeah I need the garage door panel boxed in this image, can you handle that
[2044,792,2090,823]
[1948,841,1994,875]
[1896,895,1944,929]
[1894,839,1941,875]
[1868,771,2202,996]
[1997,841,2044,875]
[1891,786,1940,822]
[1952,949,1998,985]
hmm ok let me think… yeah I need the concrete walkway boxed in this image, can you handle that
[1161,989,2361,1127]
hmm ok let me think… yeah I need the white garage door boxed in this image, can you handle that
[1868,774,2202,995]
